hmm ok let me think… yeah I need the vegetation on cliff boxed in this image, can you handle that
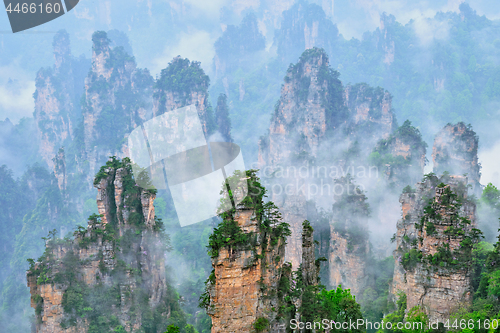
[205,169,291,258]
[273,2,339,64]
[154,58,209,97]
[153,56,217,136]
[275,221,364,332]
[282,47,348,133]
[369,120,427,189]
[214,12,265,68]
[433,122,479,179]
[2,4,500,330]
[398,175,483,272]
[27,157,193,333]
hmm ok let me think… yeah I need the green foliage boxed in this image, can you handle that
[92,31,110,54]
[487,270,500,298]
[402,185,416,194]
[359,256,395,330]
[153,57,215,134]
[22,157,186,333]
[208,169,290,258]
[253,317,269,332]
[282,48,347,132]
[207,217,251,258]
[401,249,423,271]
[164,325,180,333]
[203,170,292,319]
[425,221,437,236]
[106,46,135,69]
[316,286,364,332]
[154,57,209,99]
[481,183,500,211]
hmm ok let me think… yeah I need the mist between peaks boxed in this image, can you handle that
[261,179,366,199]
[252,163,380,180]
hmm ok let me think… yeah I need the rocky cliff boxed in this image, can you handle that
[34,30,152,185]
[202,171,319,333]
[344,83,395,145]
[214,13,266,80]
[259,48,396,269]
[273,2,339,64]
[259,48,334,269]
[27,157,178,332]
[327,176,371,297]
[432,122,481,193]
[82,31,153,172]
[33,30,89,169]
[390,172,481,322]
[152,57,213,137]
[389,123,483,321]
[53,147,67,191]
[371,120,427,189]
[377,13,397,66]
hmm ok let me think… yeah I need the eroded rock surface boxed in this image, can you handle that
[28,158,170,332]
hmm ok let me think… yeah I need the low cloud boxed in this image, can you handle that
[412,16,450,46]
[337,0,463,40]
[181,0,231,16]
[0,64,35,123]
[479,141,500,189]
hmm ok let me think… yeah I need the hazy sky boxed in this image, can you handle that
[0,0,499,189]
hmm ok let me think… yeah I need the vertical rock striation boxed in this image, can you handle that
[27,158,173,332]
[389,123,482,322]
[213,13,266,80]
[203,171,320,333]
[259,48,345,269]
[371,120,427,189]
[259,48,396,270]
[53,147,67,191]
[344,83,395,144]
[82,31,153,170]
[327,176,371,297]
[432,122,481,193]
[34,30,89,169]
[273,2,339,64]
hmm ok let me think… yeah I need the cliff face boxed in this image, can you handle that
[82,32,153,168]
[207,206,286,333]
[259,48,395,269]
[259,48,342,269]
[34,30,89,169]
[273,2,339,64]
[326,176,371,297]
[391,124,482,320]
[328,229,370,296]
[214,13,266,80]
[27,158,173,332]
[203,171,319,333]
[432,122,481,193]
[344,83,394,144]
[152,57,212,137]
[390,174,480,322]
[372,120,427,189]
